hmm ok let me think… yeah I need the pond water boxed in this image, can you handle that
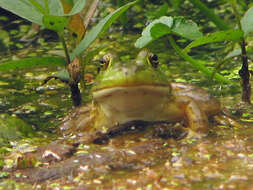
[1,10,253,190]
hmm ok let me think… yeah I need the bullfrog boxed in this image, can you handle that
[59,50,236,142]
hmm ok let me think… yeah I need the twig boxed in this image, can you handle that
[83,0,100,30]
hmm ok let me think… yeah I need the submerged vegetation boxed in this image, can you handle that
[1,0,253,189]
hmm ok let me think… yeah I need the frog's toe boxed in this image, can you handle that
[185,128,206,140]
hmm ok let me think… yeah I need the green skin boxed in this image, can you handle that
[92,51,170,91]
[60,51,238,137]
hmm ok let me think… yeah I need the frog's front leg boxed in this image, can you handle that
[177,97,209,134]
[185,100,209,133]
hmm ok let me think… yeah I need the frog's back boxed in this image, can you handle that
[171,82,221,116]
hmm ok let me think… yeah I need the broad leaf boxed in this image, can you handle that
[68,14,85,41]
[30,0,65,16]
[135,16,202,48]
[48,0,64,16]
[42,15,69,32]
[150,23,171,39]
[183,29,244,53]
[0,57,66,71]
[53,69,70,83]
[61,0,73,6]
[60,0,86,16]
[172,17,203,40]
[241,6,253,37]
[60,0,85,39]
[67,0,86,15]
[70,0,138,60]
[225,49,241,60]
[0,0,43,25]
[0,0,64,25]
[0,0,82,27]
[135,16,173,48]
[61,0,73,13]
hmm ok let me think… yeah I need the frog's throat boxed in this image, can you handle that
[93,85,171,100]
[92,85,173,124]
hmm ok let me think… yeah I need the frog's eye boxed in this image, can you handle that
[98,55,112,73]
[148,53,159,68]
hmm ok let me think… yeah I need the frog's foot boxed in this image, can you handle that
[185,128,206,139]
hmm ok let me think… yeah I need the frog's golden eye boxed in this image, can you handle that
[148,53,159,68]
[98,55,112,73]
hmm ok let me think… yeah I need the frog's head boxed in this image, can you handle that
[92,50,170,91]
[92,50,172,125]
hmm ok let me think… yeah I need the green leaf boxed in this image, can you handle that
[48,0,64,16]
[44,0,49,14]
[135,16,173,48]
[135,16,202,48]
[135,35,154,49]
[28,0,46,14]
[70,0,138,60]
[0,0,64,25]
[225,49,241,60]
[183,29,244,53]
[150,23,171,39]
[53,69,70,83]
[42,15,69,32]
[67,0,86,15]
[241,6,253,37]
[0,57,66,71]
[61,0,73,6]
[172,17,203,40]
[0,0,43,25]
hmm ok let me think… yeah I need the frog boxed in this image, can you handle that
[59,50,238,142]
[10,51,243,184]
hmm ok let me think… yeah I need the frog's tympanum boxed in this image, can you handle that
[59,51,236,142]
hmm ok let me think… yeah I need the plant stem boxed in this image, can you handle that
[59,33,82,106]
[231,1,251,103]
[83,0,100,31]
[239,39,251,103]
[168,36,231,84]
[70,83,82,106]
[59,34,71,64]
